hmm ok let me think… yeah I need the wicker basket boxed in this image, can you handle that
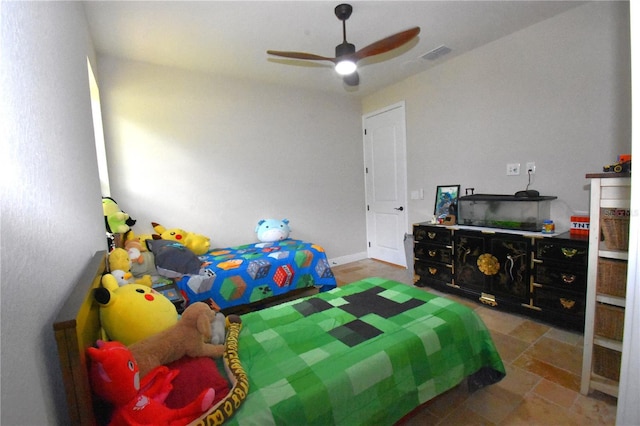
[597,258,628,297]
[592,345,621,382]
[600,208,630,250]
[595,303,625,341]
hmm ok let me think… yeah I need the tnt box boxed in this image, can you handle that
[570,215,590,235]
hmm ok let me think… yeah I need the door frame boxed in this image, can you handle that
[362,101,409,265]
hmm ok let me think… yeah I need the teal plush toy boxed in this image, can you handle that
[255,218,290,243]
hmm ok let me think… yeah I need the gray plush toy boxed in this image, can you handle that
[210,312,226,344]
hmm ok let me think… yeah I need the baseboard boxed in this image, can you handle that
[327,252,368,266]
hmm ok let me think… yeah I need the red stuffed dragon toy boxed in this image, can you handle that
[87,340,215,426]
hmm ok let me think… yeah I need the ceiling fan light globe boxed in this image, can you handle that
[335,60,357,75]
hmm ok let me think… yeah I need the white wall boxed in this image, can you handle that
[617,1,639,423]
[0,2,631,424]
[97,57,367,261]
[1,2,106,425]
[363,1,631,232]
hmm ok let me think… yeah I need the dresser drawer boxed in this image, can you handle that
[533,286,585,318]
[414,225,452,245]
[414,243,452,264]
[535,239,588,265]
[534,264,586,292]
[414,260,452,286]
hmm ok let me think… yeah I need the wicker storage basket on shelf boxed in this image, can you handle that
[597,258,628,297]
[594,303,625,341]
[600,208,630,250]
[593,345,622,382]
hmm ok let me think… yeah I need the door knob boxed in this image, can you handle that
[394,206,404,211]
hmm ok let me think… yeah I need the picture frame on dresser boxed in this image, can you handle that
[434,185,460,221]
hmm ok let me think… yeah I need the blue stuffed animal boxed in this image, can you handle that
[255,218,290,243]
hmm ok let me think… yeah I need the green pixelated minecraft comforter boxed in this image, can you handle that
[227,277,505,425]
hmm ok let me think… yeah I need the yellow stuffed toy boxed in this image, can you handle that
[94,274,178,346]
[151,222,211,255]
[124,230,154,252]
[123,232,158,278]
[108,248,152,287]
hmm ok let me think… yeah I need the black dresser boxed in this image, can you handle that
[413,222,588,330]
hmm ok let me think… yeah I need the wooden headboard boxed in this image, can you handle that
[53,250,107,426]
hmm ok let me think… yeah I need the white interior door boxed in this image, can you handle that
[363,102,408,267]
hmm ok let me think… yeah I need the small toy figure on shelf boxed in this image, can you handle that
[603,154,631,173]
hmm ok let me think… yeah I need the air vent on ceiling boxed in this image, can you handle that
[421,45,452,61]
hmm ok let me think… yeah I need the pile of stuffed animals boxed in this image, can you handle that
[95,197,293,424]
[101,198,215,302]
[96,200,220,424]
[90,269,245,425]
[88,301,245,424]
[91,257,232,423]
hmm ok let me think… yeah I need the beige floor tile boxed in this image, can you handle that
[464,382,524,424]
[422,382,470,419]
[495,364,541,397]
[508,320,550,344]
[533,378,578,408]
[489,331,532,364]
[440,405,496,425]
[474,306,526,335]
[523,336,583,376]
[545,326,584,347]
[512,352,581,392]
[500,392,584,425]
[571,392,617,425]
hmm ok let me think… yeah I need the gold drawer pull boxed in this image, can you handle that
[561,274,576,284]
[479,293,498,307]
[428,250,437,257]
[428,267,437,275]
[561,248,577,258]
[559,298,575,309]
[427,232,437,240]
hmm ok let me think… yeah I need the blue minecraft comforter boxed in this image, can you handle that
[175,239,336,310]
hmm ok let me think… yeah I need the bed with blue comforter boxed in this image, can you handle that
[175,239,337,310]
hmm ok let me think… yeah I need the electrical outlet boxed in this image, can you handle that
[526,162,536,174]
[507,163,520,175]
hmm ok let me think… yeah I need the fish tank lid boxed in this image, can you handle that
[459,194,557,202]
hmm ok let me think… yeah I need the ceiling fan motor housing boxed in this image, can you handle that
[335,42,355,58]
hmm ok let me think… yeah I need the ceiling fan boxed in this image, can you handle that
[267,3,420,86]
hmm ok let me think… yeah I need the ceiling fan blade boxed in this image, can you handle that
[267,50,336,62]
[353,27,421,61]
[343,71,359,86]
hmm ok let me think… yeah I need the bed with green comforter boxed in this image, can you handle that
[203,277,505,425]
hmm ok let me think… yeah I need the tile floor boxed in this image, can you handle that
[331,259,618,425]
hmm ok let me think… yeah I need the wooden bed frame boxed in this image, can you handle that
[53,250,107,425]
[54,252,505,425]
[52,250,312,425]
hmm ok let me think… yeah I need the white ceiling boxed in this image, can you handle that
[83,1,586,97]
